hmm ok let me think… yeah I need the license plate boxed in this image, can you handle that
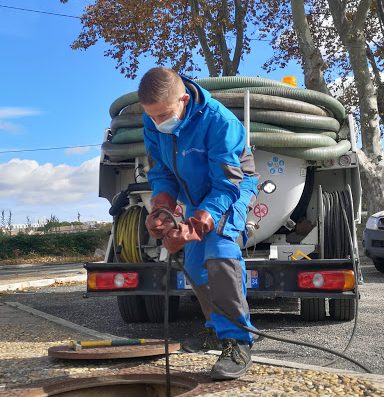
[176,270,259,289]
[176,271,193,289]
[246,270,259,289]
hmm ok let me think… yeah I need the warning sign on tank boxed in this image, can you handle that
[253,203,269,218]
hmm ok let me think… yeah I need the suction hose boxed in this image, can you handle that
[103,76,351,162]
[156,208,370,374]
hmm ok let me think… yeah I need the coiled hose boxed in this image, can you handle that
[102,76,351,162]
[115,205,142,263]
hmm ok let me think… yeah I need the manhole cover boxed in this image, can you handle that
[48,339,180,359]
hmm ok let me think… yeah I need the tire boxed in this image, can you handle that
[300,298,326,321]
[117,295,148,323]
[329,298,355,321]
[373,258,384,273]
[144,296,180,323]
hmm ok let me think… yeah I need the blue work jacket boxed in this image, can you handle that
[143,76,258,241]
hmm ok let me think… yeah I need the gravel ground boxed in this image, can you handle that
[1,249,383,379]
[1,302,383,397]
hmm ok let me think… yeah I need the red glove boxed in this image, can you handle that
[145,192,177,239]
[163,210,214,253]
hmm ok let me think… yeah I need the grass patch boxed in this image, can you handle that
[0,229,109,265]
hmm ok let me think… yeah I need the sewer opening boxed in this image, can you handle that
[30,375,196,397]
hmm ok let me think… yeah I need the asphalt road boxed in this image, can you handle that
[1,254,383,375]
[0,262,84,277]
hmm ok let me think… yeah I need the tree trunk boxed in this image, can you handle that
[366,45,384,126]
[290,0,330,94]
[357,150,384,216]
[327,0,384,215]
[347,36,382,155]
[346,38,383,215]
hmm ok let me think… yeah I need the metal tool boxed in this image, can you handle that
[69,338,146,351]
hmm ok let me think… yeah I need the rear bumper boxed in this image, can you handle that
[84,258,357,300]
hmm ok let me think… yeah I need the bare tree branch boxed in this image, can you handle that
[291,0,330,94]
[202,2,232,74]
[327,0,348,34]
[189,0,219,76]
[366,44,384,125]
[354,0,374,31]
[232,0,245,74]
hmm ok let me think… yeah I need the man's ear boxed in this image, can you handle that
[182,93,190,105]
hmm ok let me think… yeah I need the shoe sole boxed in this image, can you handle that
[210,359,253,381]
[181,345,222,353]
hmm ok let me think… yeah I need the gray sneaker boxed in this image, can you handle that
[182,328,222,353]
[210,338,252,380]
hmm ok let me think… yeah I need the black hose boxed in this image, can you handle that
[170,254,369,373]
[159,206,371,374]
[322,190,360,368]
[164,249,171,397]
[161,209,179,397]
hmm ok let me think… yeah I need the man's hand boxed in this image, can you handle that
[163,210,214,253]
[145,192,176,239]
[146,211,175,239]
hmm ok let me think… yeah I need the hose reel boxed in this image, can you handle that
[322,189,354,259]
[115,205,148,263]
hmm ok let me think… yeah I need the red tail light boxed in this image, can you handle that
[298,270,355,291]
[87,272,139,291]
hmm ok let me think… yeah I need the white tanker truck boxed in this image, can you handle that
[85,76,361,323]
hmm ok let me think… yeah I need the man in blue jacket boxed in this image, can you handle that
[138,67,258,380]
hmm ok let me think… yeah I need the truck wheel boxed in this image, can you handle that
[117,295,148,323]
[329,298,355,321]
[144,296,180,323]
[300,298,326,321]
[373,259,384,273]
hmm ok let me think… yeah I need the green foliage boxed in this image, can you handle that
[0,230,109,259]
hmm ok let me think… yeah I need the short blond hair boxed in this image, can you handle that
[138,67,185,105]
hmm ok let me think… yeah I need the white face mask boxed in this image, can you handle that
[152,115,181,134]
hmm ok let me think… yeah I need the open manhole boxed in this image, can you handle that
[17,374,197,397]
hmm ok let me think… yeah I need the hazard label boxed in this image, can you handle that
[253,203,269,218]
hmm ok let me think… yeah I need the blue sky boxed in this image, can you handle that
[0,0,304,225]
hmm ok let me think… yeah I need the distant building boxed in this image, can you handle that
[0,221,111,235]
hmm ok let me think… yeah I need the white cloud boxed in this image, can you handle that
[65,146,92,155]
[0,121,22,133]
[0,156,112,224]
[0,156,100,205]
[0,107,41,133]
[0,107,41,118]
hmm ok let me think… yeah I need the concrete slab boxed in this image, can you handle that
[0,263,86,292]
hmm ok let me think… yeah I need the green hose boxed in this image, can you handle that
[105,76,351,162]
[209,87,345,121]
[195,76,290,90]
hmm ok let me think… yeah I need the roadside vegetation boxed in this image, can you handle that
[0,227,110,265]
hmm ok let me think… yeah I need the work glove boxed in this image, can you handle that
[145,192,177,239]
[163,210,214,253]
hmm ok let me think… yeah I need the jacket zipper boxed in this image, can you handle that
[172,135,197,207]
